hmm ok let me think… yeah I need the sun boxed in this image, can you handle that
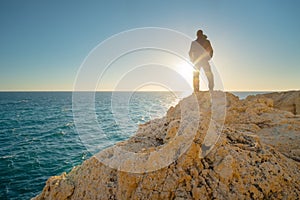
[175,61,195,87]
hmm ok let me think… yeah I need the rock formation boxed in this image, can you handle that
[32,91,300,200]
[252,91,300,115]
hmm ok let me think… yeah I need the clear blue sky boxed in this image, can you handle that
[0,0,299,91]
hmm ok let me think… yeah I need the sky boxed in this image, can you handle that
[0,0,299,91]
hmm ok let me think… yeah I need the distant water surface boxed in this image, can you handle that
[0,91,268,199]
[231,91,271,99]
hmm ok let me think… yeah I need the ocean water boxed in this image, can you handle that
[0,91,264,199]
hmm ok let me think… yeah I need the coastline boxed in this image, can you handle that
[32,91,300,199]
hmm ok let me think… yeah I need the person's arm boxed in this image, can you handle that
[207,40,213,58]
[189,42,196,62]
[189,42,194,62]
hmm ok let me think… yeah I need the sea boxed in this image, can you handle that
[0,91,267,199]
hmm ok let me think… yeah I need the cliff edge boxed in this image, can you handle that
[33,91,300,200]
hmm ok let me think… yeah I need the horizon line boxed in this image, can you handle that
[0,90,298,92]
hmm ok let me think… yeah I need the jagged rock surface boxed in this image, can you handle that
[253,91,300,115]
[33,91,300,200]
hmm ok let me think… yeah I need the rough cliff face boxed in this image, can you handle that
[254,91,300,115]
[33,91,300,200]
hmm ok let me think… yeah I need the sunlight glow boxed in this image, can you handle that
[136,84,169,91]
[175,61,194,88]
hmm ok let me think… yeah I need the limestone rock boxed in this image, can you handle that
[249,91,300,115]
[33,91,300,200]
[32,172,74,200]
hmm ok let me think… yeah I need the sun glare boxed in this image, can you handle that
[175,61,194,87]
[136,84,169,91]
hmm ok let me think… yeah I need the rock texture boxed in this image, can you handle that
[33,91,300,200]
[253,91,300,115]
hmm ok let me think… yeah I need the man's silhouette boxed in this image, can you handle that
[189,30,214,92]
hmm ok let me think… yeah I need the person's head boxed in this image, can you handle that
[197,30,203,38]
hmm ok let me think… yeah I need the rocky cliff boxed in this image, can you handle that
[33,91,300,200]
[251,91,300,115]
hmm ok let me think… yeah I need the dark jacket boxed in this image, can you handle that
[196,35,213,58]
[189,35,213,64]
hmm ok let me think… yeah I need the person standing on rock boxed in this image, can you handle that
[189,30,214,92]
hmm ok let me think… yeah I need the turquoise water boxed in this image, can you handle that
[0,91,263,199]
[0,92,179,199]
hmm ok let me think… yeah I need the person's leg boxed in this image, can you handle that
[193,70,200,92]
[202,62,214,91]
